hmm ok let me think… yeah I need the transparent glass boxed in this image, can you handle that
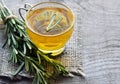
[25,2,75,56]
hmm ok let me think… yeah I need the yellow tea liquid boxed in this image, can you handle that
[26,7,74,55]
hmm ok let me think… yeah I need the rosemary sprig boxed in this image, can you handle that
[0,1,68,84]
[46,14,63,32]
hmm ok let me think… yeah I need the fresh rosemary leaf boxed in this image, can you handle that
[26,56,45,71]
[37,51,41,64]
[4,24,8,34]
[26,42,32,50]
[32,74,37,84]
[38,72,48,84]
[18,29,23,37]
[25,58,30,72]
[11,19,16,24]
[17,25,24,30]
[4,7,11,15]
[32,75,37,84]
[13,47,18,54]
[7,35,11,46]
[15,18,25,25]
[10,49,17,63]
[2,38,8,48]
[23,43,27,54]
[11,34,17,45]
[13,27,16,32]
[13,62,25,76]
[18,50,25,57]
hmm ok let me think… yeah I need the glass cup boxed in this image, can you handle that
[25,2,75,56]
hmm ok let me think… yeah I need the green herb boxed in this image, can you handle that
[46,14,63,32]
[0,1,68,84]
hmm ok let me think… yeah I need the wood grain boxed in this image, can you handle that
[1,0,120,84]
[80,0,120,84]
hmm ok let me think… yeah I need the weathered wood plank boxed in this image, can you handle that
[1,0,120,84]
[80,0,120,84]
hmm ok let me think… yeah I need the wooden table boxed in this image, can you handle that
[1,0,120,84]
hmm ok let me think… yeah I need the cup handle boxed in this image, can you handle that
[18,3,32,21]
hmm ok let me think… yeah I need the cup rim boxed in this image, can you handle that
[25,2,75,37]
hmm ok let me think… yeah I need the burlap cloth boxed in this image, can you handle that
[1,0,120,84]
[0,0,83,80]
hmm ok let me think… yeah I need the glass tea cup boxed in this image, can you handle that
[23,2,75,56]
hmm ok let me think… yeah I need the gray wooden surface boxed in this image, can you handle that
[80,0,120,84]
[1,0,120,84]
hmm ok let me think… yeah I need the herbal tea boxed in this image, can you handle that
[25,3,74,55]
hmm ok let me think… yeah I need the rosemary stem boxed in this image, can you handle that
[46,14,63,32]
